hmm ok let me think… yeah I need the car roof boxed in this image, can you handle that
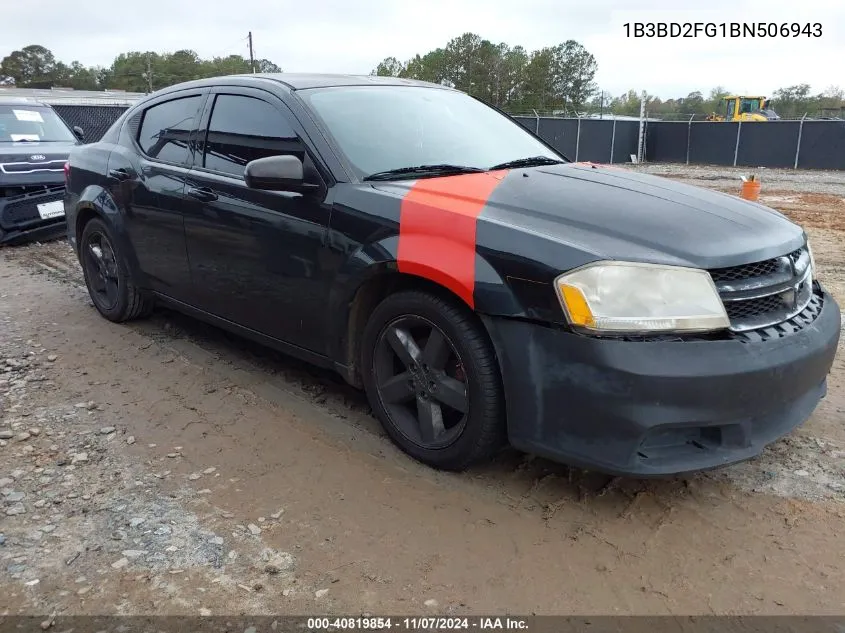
[153,73,453,94]
[256,73,452,90]
[0,98,52,107]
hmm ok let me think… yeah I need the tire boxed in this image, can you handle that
[361,289,506,471]
[79,217,153,322]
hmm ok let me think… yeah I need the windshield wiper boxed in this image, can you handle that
[488,156,567,170]
[363,164,485,181]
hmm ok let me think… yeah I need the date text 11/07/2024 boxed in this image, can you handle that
[306,616,529,630]
[623,22,823,38]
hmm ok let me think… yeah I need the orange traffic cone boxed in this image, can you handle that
[740,174,761,201]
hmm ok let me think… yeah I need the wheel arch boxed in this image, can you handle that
[73,185,145,285]
[335,265,517,391]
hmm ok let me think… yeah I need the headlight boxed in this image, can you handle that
[555,261,730,334]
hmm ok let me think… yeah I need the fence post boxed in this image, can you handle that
[636,97,646,163]
[686,114,694,165]
[575,114,582,162]
[733,119,742,167]
[532,109,540,135]
[609,116,617,164]
[793,113,807,169]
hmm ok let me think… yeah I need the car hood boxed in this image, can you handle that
[372,163,805,270]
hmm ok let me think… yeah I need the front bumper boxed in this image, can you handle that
[0,186,67,245]
[484,286,841,476]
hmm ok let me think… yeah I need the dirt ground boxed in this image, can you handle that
[1,164,844,618]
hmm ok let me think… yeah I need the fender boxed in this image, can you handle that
[325,171,589,374]
[326,232,529,374]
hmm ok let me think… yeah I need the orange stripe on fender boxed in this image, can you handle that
[397,171,509,309]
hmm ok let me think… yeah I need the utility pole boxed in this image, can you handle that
[143,53,153,93]
[248,31,255,74]
[636,91,647,164]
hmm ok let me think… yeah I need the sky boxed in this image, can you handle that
[2,0,843,99]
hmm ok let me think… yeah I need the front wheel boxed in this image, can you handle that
[361,290,506,471]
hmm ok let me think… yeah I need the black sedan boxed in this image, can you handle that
[64,74,840,475]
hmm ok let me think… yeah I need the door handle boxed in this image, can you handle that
[108,168,131,181]
[187,186,218,202]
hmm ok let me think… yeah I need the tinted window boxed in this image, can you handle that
[203,94,303,177]
[138,95,201,165]
[299,86,562,179]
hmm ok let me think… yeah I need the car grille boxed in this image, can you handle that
[708,246,813,333]
[729,291,824,343]
[0,159,66,174]
[0,185,65,229]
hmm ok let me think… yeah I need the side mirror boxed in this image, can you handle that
[72,126,85,142]
[244,155,318,193]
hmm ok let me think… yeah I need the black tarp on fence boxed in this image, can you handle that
[643,120,845,169]
[736,121,799,168]
[520,115,845,170]
[796,121,845,170]
[644,122,688,163]
[514,116,641,163]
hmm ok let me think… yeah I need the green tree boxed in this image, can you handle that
[108,52,161,92]
[158,49,202,87]
[677,91,704,117]
[555,40,598,109]
[200,55,251,78]
[257,59,281,73]
[702,86,730,117]
[610,90,655,117]
[53,61,102,90]
[0,44,283,92]
[771,83,812,118]
[372,34,596,111]
[402,49,449,84]
[0,45,57,86]
[373,56,404,77]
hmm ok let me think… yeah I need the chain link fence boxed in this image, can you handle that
[53,105,129,143]
[514,114,845,170]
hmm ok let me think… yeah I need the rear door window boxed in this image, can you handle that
[138,95,203,165]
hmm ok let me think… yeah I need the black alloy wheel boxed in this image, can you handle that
[82,229,121,313]
[361,290,506,471]
[373,315,469,449]
[79,217,153,322]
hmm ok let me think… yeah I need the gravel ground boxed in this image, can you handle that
[0,336,306,617]
[623,163,845,195]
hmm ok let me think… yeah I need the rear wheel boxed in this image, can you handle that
[361,290,506,471]
[79,218,152,322]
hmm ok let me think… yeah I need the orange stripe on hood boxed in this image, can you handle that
[397,170,509,308]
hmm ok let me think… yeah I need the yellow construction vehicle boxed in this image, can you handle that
[706,96,780,122]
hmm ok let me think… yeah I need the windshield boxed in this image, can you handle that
[0,105,76,143]
[740,98,762,114]
[299,85,564,179]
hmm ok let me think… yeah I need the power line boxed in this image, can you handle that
[210,35,249,60]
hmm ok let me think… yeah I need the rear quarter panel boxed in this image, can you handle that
[64,141,136,270]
